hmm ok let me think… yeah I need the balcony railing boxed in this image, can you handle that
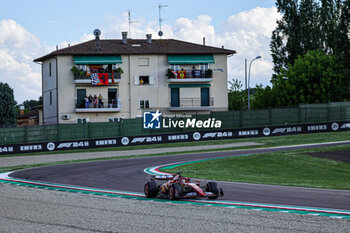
[75,98,121,112]
[169,97,214,111]
[167,69,213,79]
[73,72,121,80]
[167,69,213,83]
[73,73,121,85]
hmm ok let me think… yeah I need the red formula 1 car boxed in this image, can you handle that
[144,173,224,200]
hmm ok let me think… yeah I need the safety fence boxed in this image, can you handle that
[1,102,350,146]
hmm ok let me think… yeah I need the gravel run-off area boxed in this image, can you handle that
[1,183,349,233]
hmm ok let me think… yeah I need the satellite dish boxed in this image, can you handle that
[93,29,101,37]
[158,31,163,37]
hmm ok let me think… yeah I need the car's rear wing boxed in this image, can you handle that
[153,175,174,180]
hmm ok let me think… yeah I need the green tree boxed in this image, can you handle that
[22,96,43,111]
[271,1,350,70]
[251,85,275,109]
[271,0,322,76]
[272,50,347,106]
[0,82,16,126]
[228,79,246,110]
[270,0,350,102]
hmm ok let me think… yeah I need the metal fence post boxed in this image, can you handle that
[57,124,60,141]
[120,118,123,136]
[88,122,91,139]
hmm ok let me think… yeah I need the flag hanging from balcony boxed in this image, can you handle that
[177,70,186,79]
[90,73,109,85]
[91,73,99,85]
[98,73,109,85]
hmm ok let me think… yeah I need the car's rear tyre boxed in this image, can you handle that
[169,183,182,200]
[144,181,157,198]
[207,182,219,199]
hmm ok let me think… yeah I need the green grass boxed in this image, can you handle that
[1,130,350,158]
[161,144,350,190]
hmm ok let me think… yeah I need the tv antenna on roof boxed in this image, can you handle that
[128,10,138,38]
[93,29,101,37]
[158,4,168,37]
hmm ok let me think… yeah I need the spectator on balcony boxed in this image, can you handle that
[88,94,93,108]
[93,95,98,108]
[84,96,89,108]
[191,66,196,78]
[98,94,103,108]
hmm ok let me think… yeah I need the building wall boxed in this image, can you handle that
[211,54,229,111]
[42,58,58,125]
[56,55,128,124]
[128,54,168,118]
[43,53,229,124]
[57,56,75,124]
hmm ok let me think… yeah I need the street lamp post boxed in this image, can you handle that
[248,56,262,110]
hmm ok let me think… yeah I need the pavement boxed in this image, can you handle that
[0,142,261,167]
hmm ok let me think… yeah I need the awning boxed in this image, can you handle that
[74,55,122,64]
[167,55,214,64]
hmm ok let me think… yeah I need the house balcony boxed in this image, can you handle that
[75,98,121,113]
[74,73,121,85]
[168,97,214,111]
[167,69,213,83]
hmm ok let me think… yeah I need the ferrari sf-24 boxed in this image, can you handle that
[144,173,224,200]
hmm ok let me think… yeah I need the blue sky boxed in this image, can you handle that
[0,0,279,103]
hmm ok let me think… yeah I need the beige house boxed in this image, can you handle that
[34,32,236,125]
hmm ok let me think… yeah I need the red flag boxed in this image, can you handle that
[177,70,186,79]
[97,73,109,85]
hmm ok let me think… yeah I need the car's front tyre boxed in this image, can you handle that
[207,182,219,199]
[169,183,182,200]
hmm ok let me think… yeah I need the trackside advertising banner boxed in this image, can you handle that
[0,122,349,155]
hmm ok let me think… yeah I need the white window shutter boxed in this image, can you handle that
[134,76,140,85]
[149,76,155,85]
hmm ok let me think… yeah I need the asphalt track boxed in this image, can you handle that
[9,141,350,211]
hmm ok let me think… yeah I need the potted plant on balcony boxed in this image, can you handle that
[114,67,124,79]
[71,66,86,79]
[205,68,213,78]
[166,68,176,79]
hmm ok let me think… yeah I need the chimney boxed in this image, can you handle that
[203,37,206,45]
[146,34,152,44]
[222,45,225,49]
[95,34,100,51]
[19,105,24,116]
[122,32,128,44]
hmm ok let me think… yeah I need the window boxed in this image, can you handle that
[200,63,209,71]
[108,89,118,107]
[49,91,52,105]
[170,64,180,72]
[108,117,119,122]
[49,62,52,77]
[77,118,87,123]
[139,58,150,66]
[140,100,150,109]
[139,76,149,85]
[134,76,155,85]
